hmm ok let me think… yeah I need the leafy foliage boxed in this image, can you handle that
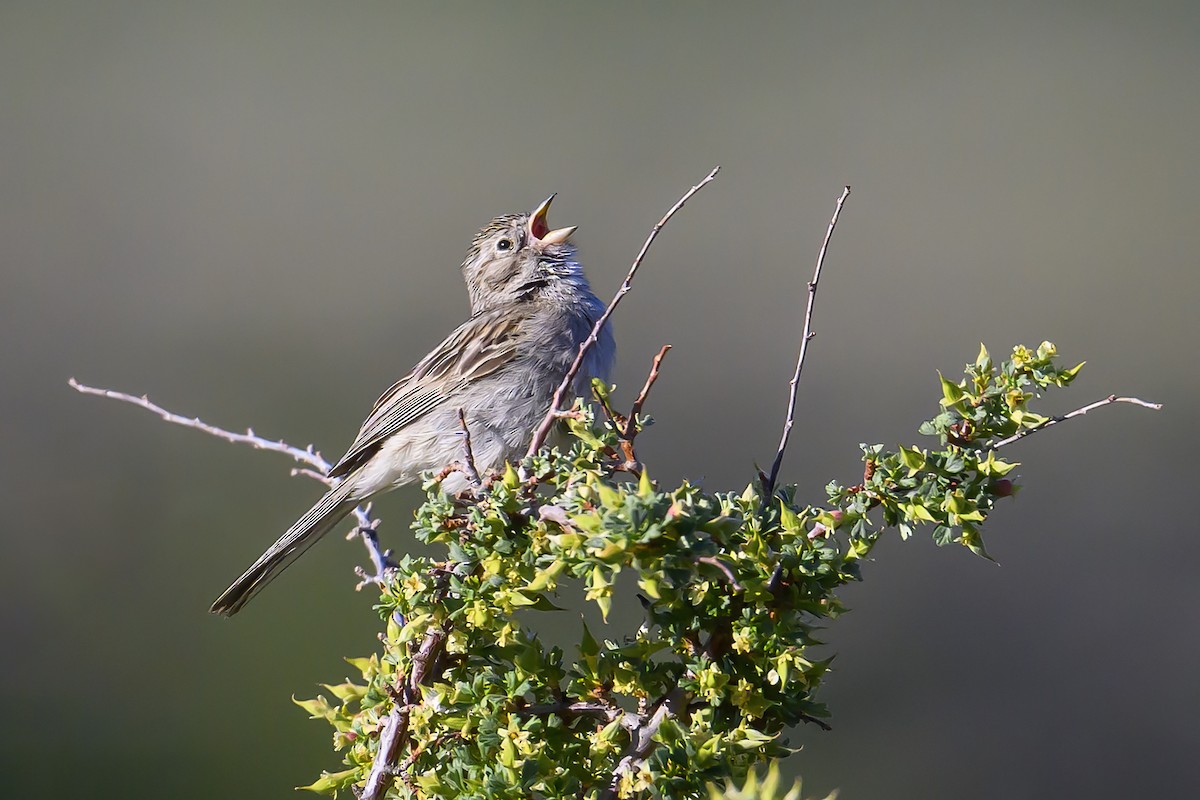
[708,763,836,800]
[296,343,1082,798]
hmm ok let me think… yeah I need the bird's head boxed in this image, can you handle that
[461,194,580,312]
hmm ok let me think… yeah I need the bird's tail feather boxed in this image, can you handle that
[210,480,360,616]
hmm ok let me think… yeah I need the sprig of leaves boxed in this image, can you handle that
[297,343,1082,799]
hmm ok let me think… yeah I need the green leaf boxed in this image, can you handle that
[579,622,599,660]
[638,468,654,498]
[297,768,358,796]
[595,593,612,621]
[595,480,621,509]
[526,558,567,592]
[1061,360,1086,383]
[526,594,566,611]
[298,341,1092,799]
[321,682,366,704]
[638,574,662,600]
[939,371,966,408]
[343,656,376,680]
[695,733,721,767]
[899,445,926,473]
[779,502,802,534]
[979,449,1018,477]
[975,342,992,370]
[292,695,334,720]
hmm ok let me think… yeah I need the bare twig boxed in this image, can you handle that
[605,345,674,472]
[69,378,331,470]
[622,345,672,441]
[455,408,481,486]
[526,167,720,458]
[68,377,391,582]
[991,394,1162,449]
[291,467,329,483]
[350,506,396,590]
[762,186,851,503]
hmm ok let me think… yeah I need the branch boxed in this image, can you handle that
[526,167,720,458]
[456,408,481,486]
[623,344,672,442]
[762,186,851,503]
[68,377,391,582]
[362,580,453,800]
[598,687,689,800]
[350,505,396,591]
[69,378,331,470]
[991,394,1162,449]
[360,707,408,799]
[604,345,673,473]
[520,698,631,726]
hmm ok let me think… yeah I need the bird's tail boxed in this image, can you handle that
[210,479,360,616]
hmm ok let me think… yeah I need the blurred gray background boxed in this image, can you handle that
[3,2,1197,798]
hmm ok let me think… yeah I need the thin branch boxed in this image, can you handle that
[69,377,330,471]
[68,377,390,582]
[291,467,329,483]
[361,708,408,800]
[622,345,672,441]
[526,167,720,458]
[592,384,624,430]
[362,588,452,800]
[762,186,851,503]
[456,408,481,486]
[598,687,689,800]
[520,698,632,726]
[351,506,396,591]
[991,394,1162,449]
[605,345,674,472]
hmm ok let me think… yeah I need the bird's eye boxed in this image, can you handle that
[496,238,514,252]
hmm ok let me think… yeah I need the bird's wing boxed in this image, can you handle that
[327,309,523,479]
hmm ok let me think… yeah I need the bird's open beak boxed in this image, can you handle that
[528,194,577,246]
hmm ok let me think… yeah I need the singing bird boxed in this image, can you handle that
[211,196,614,615]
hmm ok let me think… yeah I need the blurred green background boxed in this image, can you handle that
[3,2,1197,798]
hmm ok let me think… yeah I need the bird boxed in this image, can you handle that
[210,195,614,615]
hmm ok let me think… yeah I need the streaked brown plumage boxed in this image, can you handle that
[210,196,614,616]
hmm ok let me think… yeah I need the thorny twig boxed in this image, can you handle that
[69,378,331,470]
[762,186,851,505]
[526,167,720,458]
[68,377,395,585]
[991,394,1162,449]
[611,345,673,472]
[623,345,672,442]
[350,505,394,591]
[611,342,674,472]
